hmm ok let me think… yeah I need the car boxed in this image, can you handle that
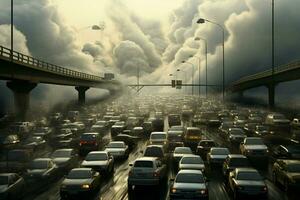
[169,169,209,200]
[271,144,300,160]
[196,140,217,160]
[111,124,125,138]
[0,149,33,174]
[79,133,101,155]
[142,121,153,137]
[25,158,59,183]
[81,151,114,175]
[50,130,74,148]
[143,145,167,164]
[22,136,46,151]
[172,147,193,168]
[114,133,139,151]
[132,127,144,138]
[104,141,129,160]
[151,118,164,132]
[228,168,268,199]
[254,125,270,137]
[272,159,300,191]
[128,157,167,190]
[169,125,185,132]
[51,149,78,171]
[60,168,101,199]
[222,154,250,181]
[265,113,290,134]
[227,128,247,145]
[184,127,202,150]
[179,155,205,173]
[0,135,20,151]
[0,173,25,200]
[168,114,181,127]
[207,147,230,167]
[167,131,184,152]
[149,132,168,149]
[240,137,269,160]
[94,120,110,132]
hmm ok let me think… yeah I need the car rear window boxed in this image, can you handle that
[176,173,204,183]
[151,134,166,140]
[229,158,249,167]
[67,170,92,179]
[144,148,163,157]
[134,161,154,168]
[81,134,97,141]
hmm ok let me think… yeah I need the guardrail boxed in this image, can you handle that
[0,45,103,81]
[231,60,300,86]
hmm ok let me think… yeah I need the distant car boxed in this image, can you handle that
[254,125,270,137]
[132,127,144,137]
[196,140,217,160]
[81,151,114,175]
[111,124,125,138]
[0,173,25,200]
[104,141,129,160]
[222,154,250,181]
[169,126,185,132]
[151,118,164,132]
[114,133,139,150]
[149,132,168,149]
[179,155,205,173]
[240,137,269,160]
[143,145,167,164]
[272,159,300,191]
[128,157,167,191]
[207,147,230,167]
[0,135,20,151]
[172,147,193,167]
[265,113,290,133]
[25,158,59,183]
[168,114,181,127]
[142,121,153,137]
[51,149,78,171]
[228,168,268,199]
[79,133,101,155]
[271,144,300,160]
[167,131,184,152]
[60,168,101,199]
[227,128,247,145]
[169,169,209,200]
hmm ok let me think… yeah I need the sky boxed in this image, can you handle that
[1,0,300,114]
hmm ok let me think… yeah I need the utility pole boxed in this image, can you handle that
[11,0,13,61]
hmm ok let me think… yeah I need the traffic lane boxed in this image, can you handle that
[204,126,292,200]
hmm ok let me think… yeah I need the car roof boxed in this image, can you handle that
[33,158,52,162]
[151,132,167,135]
[186,127,200,130]
[82,132,99,135]
[235,167,258,173]
[146,145,163,149]
[53,148,74,152]
[228,154,247,159]
[278,159,300,165]
[181,155,201,159]
[0,173,17,177]
[70,168,92,172]
[135,157,158,162]
[88,151,107,155]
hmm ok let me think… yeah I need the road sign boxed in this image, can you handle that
[176,80,182,89]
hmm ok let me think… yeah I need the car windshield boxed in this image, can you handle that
[181,157,203,164]
[144,148,163,157]
[229,158,249,167]
[199,141,215,147]
[107,142,124,148]
[85,153,107,161]
[134,161,153,168]
[30,160,48,169]
[67,170,92,179]
[52,150,71,158]
[186,129,201,136]
[211,148,229,155]
[151,134,166,140]
[0,176,8,185]
[236,171,262,181]
[287,163,300,172]
[81,134,97,141]
[176,173,204,183]
[174,148,192,154]
[245,138,264,145]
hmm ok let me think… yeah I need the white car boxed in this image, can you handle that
[104,141,129,159]
[240,137,268,158]
[179,155,205,172]
[207,147,230,166]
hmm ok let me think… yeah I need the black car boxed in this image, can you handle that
[143,145,168,164]
[0,173,25,200]
[196,140,217,160]
[222,154,250,181]
[79,133,101,155]
[167,131,184,152]
[60,168,101,199]
[51,149,78,172]
[168,114,181,127]
[271,144,300,161]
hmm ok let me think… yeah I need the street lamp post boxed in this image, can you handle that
[182,61,195,95]
[191,55,201,96]
[271,0,275,108]
[177,68,187,94]
[197,18,225,100]
[194,37,208,98]
[11,0,13,61]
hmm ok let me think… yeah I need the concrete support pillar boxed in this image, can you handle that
[268,84,275,108]
[7,81,37,120]
[75,86,89,105]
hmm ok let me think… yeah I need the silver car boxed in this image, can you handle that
[179,155,205,172]
[169,169,209,199]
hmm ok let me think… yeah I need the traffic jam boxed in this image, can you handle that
[0,95,300,200]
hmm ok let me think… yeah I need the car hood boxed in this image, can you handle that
[179,164,205,170]
[62,178,92,186]
[235,180,265,187]
[173,182,206,190]
[81,160,108,167]
[244,145,268,150]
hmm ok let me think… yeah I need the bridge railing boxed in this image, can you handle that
[231,60,300,86]
[0,45,103,82]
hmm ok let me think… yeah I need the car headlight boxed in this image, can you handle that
[246,149,251,153]
[61,184,67,189]
[198,189,207,195]
[164,141,167,144]
[81,184,90,189]
[171,188,176,193]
